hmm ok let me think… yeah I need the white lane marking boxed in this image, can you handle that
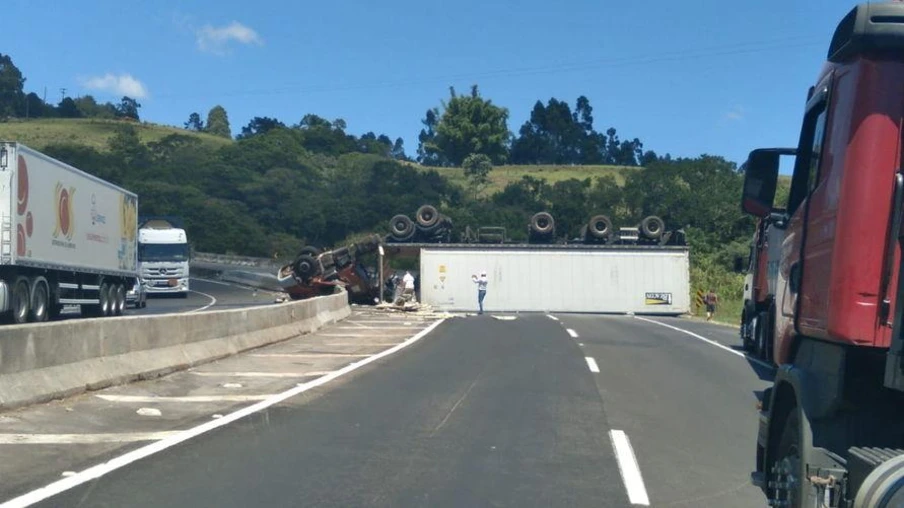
[0,318,447,508]
[492,316,517,321]
[609,430,651,506]
[634,317,774,370]
[190,277,233,287]
[185,289,217,313]
[319,333,409,338]
[333,326,418,330]
[566,328,579,338]
[547,314,559,321]
[0,432,181,445]
[323,342,403,347]
[190,371,333,378]
[136,408,161,417]
[585,357,600,373]
[250,353,370,358]
[97,394,270,403]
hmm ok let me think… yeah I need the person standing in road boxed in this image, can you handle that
[704,289,718,321]
[472,270,488,315]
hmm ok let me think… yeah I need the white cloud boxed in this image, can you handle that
[80,73,148,99]
[725,106,746,121]
[196,21,263,54]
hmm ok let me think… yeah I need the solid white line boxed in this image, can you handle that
[0,432,181,445]
[634,317,774,370]
[96,394,272,403]
[190,371,334,378]
[333,326,417,330]
[189,277,233,287]
[318,333,406,338]
[547,314,559,321]
[609,430,651,506]
[323,343,403,347]
[0,318,447,508]
[566,328,579,338]
[249,353,370,358]
[185,289,217,313]
[585,357,600,373]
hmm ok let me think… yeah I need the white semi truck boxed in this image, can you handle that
[137,217,190,297]
[0,142,140,323]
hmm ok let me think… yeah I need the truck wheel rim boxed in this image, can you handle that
[33,284,47,320]
[15,283,28,322]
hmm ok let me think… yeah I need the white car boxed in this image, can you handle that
[126,279,148,309]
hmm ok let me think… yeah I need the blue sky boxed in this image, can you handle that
[4,0,859,167]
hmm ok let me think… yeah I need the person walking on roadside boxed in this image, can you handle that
[472,270,488,315]
[704,289,718,321]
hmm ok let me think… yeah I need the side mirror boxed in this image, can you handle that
[741,148,795,217]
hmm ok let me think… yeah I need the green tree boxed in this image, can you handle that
[0,53,25,117]
[116,96,141,120]
[462,153,493,197]
[205,105,232,138]
[238,116,285,139]
[184,112,203,131]
[25,93,54,118]
[426,85,511,166]
[57,97,81,118]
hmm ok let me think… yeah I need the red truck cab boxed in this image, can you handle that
[742,3,904,506]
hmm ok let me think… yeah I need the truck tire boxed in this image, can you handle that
[113,284,126,316]
[11,277,30,324]
[390,215,415,241]
[640,215,665,240]
[587,215,613,240]
[771,410,807,508]
[293,254,318,279]
[416,205,440,228]
[99,282,113,317]
[299,246,321,258]
[530,212,555,235]
[29,278,49,323]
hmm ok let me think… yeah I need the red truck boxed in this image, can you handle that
[743,3,904,505]
[739,205,788,362]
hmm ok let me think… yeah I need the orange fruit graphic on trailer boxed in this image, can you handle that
[53,183,75,240]
[16,155,28,216]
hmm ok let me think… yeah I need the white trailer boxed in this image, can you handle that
[0,142,139,323]
[419,245,689,314]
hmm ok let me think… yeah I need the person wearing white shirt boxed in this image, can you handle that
[471,271,488,314]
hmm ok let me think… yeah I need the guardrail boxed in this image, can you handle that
[192,251,286,270]
[0,291,350,411]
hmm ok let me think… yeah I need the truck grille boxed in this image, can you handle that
[143,267,186,278]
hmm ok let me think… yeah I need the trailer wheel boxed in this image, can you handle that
[29,278,49,323]
[530,212,555,235]
[293,254,318,279]
[390,215,415,241]
[640,216,665,240]
[588,215,613,239]
[113,284,126,316]
[11,277,30,324]
[416,205,440,228]
[99,282,113,317]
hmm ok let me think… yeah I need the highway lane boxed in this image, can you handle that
[20,313,773,508]
[130,278,279,316]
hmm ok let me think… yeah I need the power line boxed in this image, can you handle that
[151,36,825,100]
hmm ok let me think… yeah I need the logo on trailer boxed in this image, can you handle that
[645,292,673,305]
[90,193,106,225]
[53,182,76,241]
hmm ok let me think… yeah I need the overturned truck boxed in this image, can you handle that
[277,234,384,304]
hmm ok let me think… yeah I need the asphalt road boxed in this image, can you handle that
[17,313,773,508]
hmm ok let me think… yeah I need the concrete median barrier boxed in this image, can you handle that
[0,291,350,411]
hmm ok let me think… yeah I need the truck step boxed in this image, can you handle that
[847,446,904,498]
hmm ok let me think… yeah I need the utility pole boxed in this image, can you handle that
[59,88,66,103]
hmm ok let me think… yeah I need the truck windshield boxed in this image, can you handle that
[139,243,190,262]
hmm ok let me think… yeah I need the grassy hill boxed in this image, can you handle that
[417,163,637,195]
[0,118,233,151]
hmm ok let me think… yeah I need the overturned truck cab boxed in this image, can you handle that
[277,235,384,304]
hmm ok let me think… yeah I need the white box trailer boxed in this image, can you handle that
[419,245,690,314]
[0,142,139,323]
